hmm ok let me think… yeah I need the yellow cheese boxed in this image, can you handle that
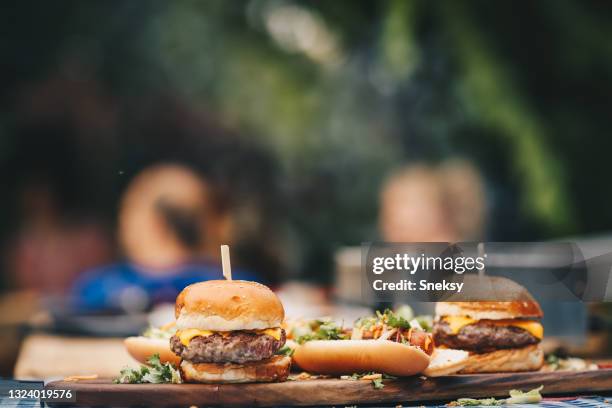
[509,320,544,339]
[178,329,213,345]
[442,316,543,339]
[442,316,478,335]
[177,327,282,346]
[261,328,282,341]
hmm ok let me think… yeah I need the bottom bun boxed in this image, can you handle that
[180,355,291,383]
[124,337,181,366]
[293,340,430,377]
[423,348,469,377]
[459,344,543,373]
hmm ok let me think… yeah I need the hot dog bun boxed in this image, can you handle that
[293,340,430,377]
[124,336,181,366]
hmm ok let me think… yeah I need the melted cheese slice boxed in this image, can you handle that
[177,328,282,346]
[261,328,282,340]
[442,316,543,339]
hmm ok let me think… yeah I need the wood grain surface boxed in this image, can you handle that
[46,369,612,407]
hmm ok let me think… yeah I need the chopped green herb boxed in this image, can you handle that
[372,378,384,389]
[506,385,544,404]
[342,372,396,389]
[414,315,434,332]
[355,307,434,333]
[545,354,560,370]
[114,354,181,384]
[295,320,348,344]
[276,344,295,357]
[354,316,378,330]
[449,397,504,406]
[447,386,543,406]
[384,309,412,329]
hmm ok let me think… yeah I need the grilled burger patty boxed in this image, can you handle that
[170,329,286,364]
[433,320,539,352]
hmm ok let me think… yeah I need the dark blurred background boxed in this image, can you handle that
[2,0,612,289]
[2,0,612,379]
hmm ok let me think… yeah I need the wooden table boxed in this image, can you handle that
[46,368,612,407]
[14,334,137,380]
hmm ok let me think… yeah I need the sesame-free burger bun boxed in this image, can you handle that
[180,355,291,383]
[435,300,543,321]
[436,276,543,320]
[124,336,181,366]
[175,280,284,331]
[458,344,544,373]
[293,340,430,377]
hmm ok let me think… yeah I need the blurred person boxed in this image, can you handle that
[379,164,458,243]
[1,122,116,296]
[439,159,487,241]
[7,181,113,295]
[118,163,231,268]
[1,70,121,295]
[1,67,284,305]
[70,163,259,312]
[379,160,486,243]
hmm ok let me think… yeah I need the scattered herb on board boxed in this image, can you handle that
[340,372,397,389]
[544,354,598,371]
[114,354,181,384]
[372,378,385,389]
[447,386,543,406]
[546,353,560,370]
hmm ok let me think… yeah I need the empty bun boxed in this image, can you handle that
[124,337,181,366]
[180,355,291,383]
[293,340,430,377]
[435,300,543,320]
[423,348,469,377]
[175,280,284,331]
[458,344,543,373]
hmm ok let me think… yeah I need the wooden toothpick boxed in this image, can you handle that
[221,245,232,280]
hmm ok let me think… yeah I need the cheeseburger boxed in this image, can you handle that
[170,280,290,383]
[433,294,544,373]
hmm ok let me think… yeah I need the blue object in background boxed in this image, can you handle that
[70,261,260,312]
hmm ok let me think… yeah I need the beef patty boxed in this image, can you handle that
[433,320,539,352]
[170,329,286,364]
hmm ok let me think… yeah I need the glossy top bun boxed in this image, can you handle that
[435,300,543,320]
[435,275,543,320]
[175,280,284,331]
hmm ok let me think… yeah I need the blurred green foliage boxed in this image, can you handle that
[2,0,612,281]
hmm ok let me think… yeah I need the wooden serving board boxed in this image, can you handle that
[46,369,612,407]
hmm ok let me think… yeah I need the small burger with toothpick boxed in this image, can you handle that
[169,245,291,383]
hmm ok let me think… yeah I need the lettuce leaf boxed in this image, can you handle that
[114,354,181,384]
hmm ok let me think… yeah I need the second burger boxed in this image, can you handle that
[433,292,544,373]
